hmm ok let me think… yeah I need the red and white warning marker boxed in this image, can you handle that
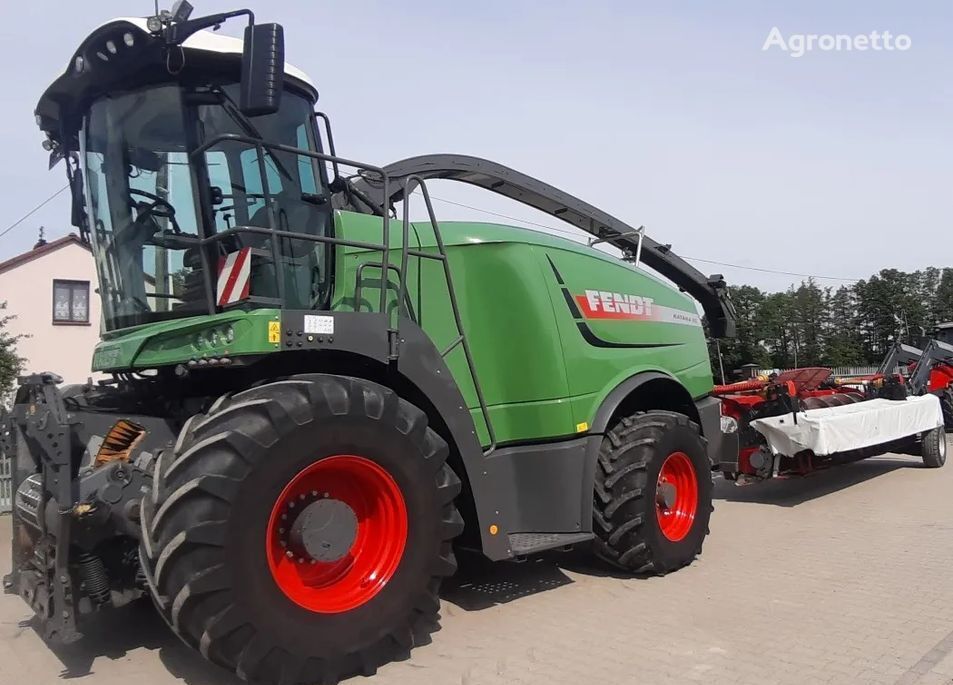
[216,248,251,307]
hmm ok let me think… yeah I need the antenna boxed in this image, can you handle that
[154,1,159,15]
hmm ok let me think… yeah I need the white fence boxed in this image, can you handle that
[0,455,11,514]
[830,366,880,377]
[758,366,880,378]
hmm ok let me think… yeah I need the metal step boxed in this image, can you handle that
[508,532,593,556]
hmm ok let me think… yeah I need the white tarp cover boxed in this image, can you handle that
[750,394,942,457]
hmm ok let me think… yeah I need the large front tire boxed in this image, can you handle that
[140,374,463,684]
[593,411,713,574]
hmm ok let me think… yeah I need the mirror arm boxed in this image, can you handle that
[163,9,254,46]
[65,153,90,243]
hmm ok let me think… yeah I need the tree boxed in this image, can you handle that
[855,270,911,361]
[920,267,941,326]
[824,285,864,366]
[936,268,953,325]
[710,284,769,379]
[710,264,953,371]
[0,301,25,404]
[899,269,930,340]
[759,291,797,368]
[790,279,827,366]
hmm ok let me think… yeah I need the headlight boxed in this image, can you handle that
[191,325,236,351]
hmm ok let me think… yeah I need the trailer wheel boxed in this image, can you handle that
[921,425,947,468]
[938,388,953,430]
[139,374,463,684]
[593,411,713,574]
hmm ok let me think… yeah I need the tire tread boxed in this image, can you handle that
[140,374,461,684]
[592,410,713,575]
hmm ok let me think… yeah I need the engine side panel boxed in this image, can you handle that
[332,211,714,447]
[540,246,714,427]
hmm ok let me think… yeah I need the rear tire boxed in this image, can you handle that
[938,387,953,431]
[922,425,947,468]
[593,411,713,574]
[140,374,463,684]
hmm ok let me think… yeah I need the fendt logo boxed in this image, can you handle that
[577,290,655,320]
[573,289,703,327]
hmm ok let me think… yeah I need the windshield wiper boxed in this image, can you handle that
[212,87,294,183]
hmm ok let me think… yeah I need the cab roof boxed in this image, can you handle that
[36,17,317,149]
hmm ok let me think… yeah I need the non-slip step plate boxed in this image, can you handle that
[508,532,593,556]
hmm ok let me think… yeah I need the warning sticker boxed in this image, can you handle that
[268,321,281,343]
[304,315,335,335]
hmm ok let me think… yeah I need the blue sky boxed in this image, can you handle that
[0,1,949,292]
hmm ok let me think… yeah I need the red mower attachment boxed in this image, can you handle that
[716,366,868,481]
[716,352,949,482]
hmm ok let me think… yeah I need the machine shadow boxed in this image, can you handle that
[26,599,242,684]
[440,550,576,611]
[27,452,915,682]
[31,552,586,682]
[712,455,920,507]
[24,527,722,682]
[441,542,651,610]
[28,557,577,683]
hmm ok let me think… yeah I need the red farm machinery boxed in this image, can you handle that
[715,326,953,482]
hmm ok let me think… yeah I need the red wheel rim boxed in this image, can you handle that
[266,455,407,613]
[655,451,698,542]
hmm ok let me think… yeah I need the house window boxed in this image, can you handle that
[52,280,90,324]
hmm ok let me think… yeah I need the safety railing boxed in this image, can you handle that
[188,134,495,453]
[398,176,496,454]
[190,133,393,314]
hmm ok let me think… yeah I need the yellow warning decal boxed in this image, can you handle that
[268,321,281,344]
[576,422,589,433]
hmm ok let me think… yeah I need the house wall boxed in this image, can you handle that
[0,243,102,384]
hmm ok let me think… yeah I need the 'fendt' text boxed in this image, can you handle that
[584,290,654,316]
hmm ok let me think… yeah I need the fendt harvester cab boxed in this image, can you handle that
[3,5,737,683]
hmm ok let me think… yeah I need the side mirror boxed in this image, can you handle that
[240,22,284,116]
[69,167,86,230]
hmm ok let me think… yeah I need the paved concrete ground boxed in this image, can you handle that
[2,451,953,685]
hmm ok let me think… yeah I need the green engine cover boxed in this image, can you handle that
[332,211,713,445]
[91,210,713,446]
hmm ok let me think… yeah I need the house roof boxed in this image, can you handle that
[0,234,90,276]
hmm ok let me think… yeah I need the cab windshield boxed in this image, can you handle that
[82,83,331,331]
